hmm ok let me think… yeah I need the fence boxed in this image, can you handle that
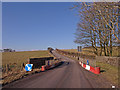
[2,63,25,79]
[96,56,120,67]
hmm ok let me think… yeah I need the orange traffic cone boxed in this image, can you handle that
[41,66,45,71]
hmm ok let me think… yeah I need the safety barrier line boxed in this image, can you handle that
[79,61,100,74]
[41,61,62,71]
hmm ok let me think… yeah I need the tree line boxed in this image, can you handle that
[0,48,15,52]
[72,2,120,56]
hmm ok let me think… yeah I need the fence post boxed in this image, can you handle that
[95,56,97,67]
[21,63,25,71]
[78,53,79,60]
[6,64,9,73]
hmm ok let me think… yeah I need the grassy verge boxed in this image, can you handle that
[96,62,118,86]
[2,68,41,86]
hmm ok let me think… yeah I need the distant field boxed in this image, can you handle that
[2,50,52,67]
[62,48,96,57]
[62,46,119,57]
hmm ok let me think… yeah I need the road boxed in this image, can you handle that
[3,50,111,88]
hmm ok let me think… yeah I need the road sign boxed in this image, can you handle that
[77,46,82,52]
[25,64,33,71]
[48,60,50,65]
[87,60,89,65]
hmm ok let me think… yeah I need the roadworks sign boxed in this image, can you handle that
[25,64,33,71]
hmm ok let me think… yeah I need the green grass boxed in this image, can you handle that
[2,50,52,74]
[1,50,53,85]
[2,50,52,67]
[62,46,119,57]
[96,62,118,86]
[62,48,95,56]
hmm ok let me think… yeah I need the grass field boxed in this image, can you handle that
[62,46,119,57]
[1,50,52,85]
[96,62,118,86]
[2,50,52,75]
[2,50,52,67]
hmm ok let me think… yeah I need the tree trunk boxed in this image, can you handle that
[99,30,103,56]
[106,41,109,56]
[93,30,98,55]
[103,42,107,56]
[110,29,112,56]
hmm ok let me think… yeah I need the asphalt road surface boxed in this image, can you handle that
[3,50,112,88]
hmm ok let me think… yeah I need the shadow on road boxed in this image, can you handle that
[45,61,65,71]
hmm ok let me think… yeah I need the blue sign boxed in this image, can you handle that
[87,60,89,65]
[48,60,50,65]
[25,64,33,71]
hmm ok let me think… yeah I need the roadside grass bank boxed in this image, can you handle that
[2,68,41,86]
[96,62,118,87]
[2,60,63,86]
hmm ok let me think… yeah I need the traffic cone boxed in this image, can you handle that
[41,66,45,71]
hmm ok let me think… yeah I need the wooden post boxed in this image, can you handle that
[6,64,9,73]
[22,63,25,71]
[21,63,24,71]
[27,58,30,64]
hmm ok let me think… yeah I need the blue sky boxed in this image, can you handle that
[2,2,80,51]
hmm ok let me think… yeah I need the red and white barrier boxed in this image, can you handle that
[45,65,52,70]
[51,64,55,68]
[41,61,62,71]
[79,61,100,74]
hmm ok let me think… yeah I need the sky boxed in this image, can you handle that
[2,2,80,51]
[2,0,119,2]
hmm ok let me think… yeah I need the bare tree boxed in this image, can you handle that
[73,2,119,56]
